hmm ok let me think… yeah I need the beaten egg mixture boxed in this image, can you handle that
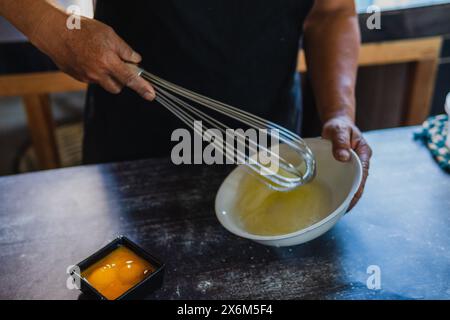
[232,172,333,236]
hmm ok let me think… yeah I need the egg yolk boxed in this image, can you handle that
[81,245,155,300]
[88,264,117,288]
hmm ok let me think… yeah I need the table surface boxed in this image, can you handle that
[0,127,449,300]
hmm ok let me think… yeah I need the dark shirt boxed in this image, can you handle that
[83,0,314,164]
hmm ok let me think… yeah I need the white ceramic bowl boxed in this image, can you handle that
[215,138,363,247]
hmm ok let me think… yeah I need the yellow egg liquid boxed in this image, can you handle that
[82,245,155,300]
[232,172,333,236]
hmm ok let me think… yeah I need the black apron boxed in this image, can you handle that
[83,0,314,164]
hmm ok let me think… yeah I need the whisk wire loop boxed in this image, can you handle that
[136,67,316,191]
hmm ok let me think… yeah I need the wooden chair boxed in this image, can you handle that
[0,72,86,170]
[298,36,443,126]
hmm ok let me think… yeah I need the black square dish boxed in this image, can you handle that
[71,236,165,300]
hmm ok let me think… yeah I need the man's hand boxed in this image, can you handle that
[304,0,369,209]
[322,116,372,210]
[0,1,155,100]
[36,14,155,100]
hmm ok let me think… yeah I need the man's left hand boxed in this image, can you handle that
[322,116,372,211]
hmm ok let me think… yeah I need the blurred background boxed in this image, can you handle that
[0,0,449,176]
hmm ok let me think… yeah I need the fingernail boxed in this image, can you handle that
[337,149,351,161]
[143,91,155,101]
[131,51,142,62]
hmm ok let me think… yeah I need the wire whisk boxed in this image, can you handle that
[131,64,316,191]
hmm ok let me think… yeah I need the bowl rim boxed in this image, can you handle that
[214,137,363,242]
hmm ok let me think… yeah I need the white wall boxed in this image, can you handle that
[0,0,94,43]
[58,0,94,18]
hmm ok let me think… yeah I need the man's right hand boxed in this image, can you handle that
[1,1,155,101]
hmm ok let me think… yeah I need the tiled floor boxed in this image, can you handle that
[0,91,85,176]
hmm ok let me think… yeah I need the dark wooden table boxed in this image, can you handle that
[0,127,449,300]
